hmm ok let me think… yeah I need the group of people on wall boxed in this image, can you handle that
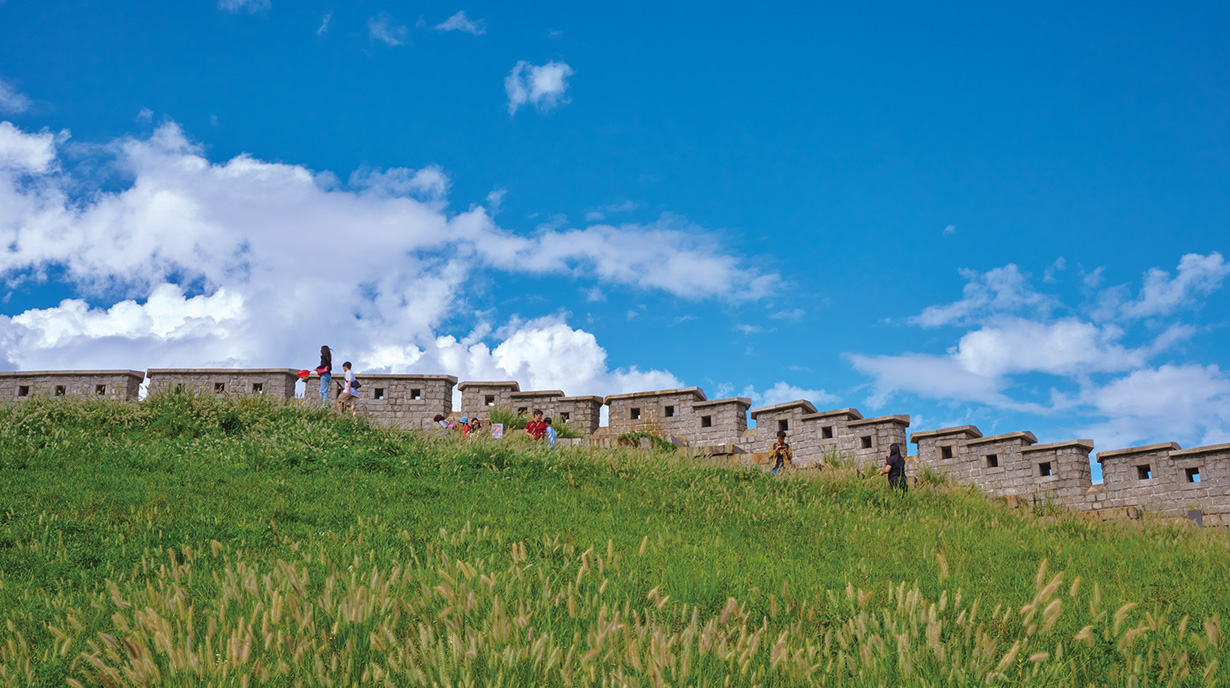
[432,408,559,448]
[304,345,902,481]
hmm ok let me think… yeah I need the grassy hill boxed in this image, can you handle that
[0,394,1226,686]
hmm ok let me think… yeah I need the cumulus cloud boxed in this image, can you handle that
[0,120,775,399]
[435,11,485,35]
[369,13,408,46]
[218,0,270,12]
[0,122,57,172]
[1080,364,1230,449]
[910,264,1056,328]
[745,381,836,409]
[849,256,1230,448]
[0,80,32,115]
[505,60,574,115]
[1121,252,1230,319]
[952,318,1147,377]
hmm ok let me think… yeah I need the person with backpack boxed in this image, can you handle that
[335,361,359,417]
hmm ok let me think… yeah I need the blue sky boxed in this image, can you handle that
[1,1,1229,472]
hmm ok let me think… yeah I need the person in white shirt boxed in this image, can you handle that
[335,361,359,417]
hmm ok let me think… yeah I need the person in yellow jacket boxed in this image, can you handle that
[770,430,793,477]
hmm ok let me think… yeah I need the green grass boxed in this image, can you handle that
[0,393,1226,686]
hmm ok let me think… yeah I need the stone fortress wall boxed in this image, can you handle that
[4,368,1228,525]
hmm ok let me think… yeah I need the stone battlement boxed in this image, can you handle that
[3,367,1228,524]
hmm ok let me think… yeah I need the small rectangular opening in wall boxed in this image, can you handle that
[17,385,29,397]
[630,407,641,420]
[96,384,106,396]
[561,412,570,423]
[55,385,66,396]
[1136,465,1152,480]
[861,435,872,449]
[517,407,528,416]
[778,419,789,432]
[375,388,385,400]
[252,383,263,394]
[1186,467,1201,483]
[664,405,674,417]
[214,383,225,394]
[174,383,185,393]
[701,415,712,427]
[411,388,421,400]
[1039,461,1053,477]
[984,454,999,469]
[485,395,495,406]
[822,426,833,439]
[941,446,954,460]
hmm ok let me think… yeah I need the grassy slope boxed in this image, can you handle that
[0,395,1226,686]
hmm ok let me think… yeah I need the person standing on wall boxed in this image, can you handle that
[315,345,333,407]
[525,409,547,441]
[335,361,359,418]
[770,430,792,477]
[879,443,907,492]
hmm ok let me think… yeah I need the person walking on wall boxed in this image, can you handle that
[770,430,793,477]
[879,443,907,492]
[525,409,547,441]
[315,345,333,407]
[335,361,359,417]
[544,417,557,449]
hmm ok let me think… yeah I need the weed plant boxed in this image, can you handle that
[0,393,1227,686]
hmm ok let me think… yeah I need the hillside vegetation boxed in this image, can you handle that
[0,394,1226,686]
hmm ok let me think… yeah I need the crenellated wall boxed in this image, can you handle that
[2,367,1227,524]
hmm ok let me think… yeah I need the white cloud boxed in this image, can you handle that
[0,120,776,393]
[136,108,153,123]
[0,80,32,115]
[769,308,804,320]
[911,264,1056,328]
[1121,252,1229,319]
[485,188,507,214]
[505,60,574,116]
[952,318,1146,377]
[846,352,1016,409]
[1079,364,1230,449]
[0,122,57,172]
[943,224,956,236]
[849,256,1230,448]
[1042,256,1066,284]
[369,13,408,46]
[435,11,485,35]
[317,13,332,35]
[218,0,270,13]
[348,165,449,200]
[745,381,836,409]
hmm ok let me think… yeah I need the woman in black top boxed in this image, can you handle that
[879,443,907,491]
[317,345,332,406]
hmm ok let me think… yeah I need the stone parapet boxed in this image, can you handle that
[0,370,145,401]
[148,369,299,399]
